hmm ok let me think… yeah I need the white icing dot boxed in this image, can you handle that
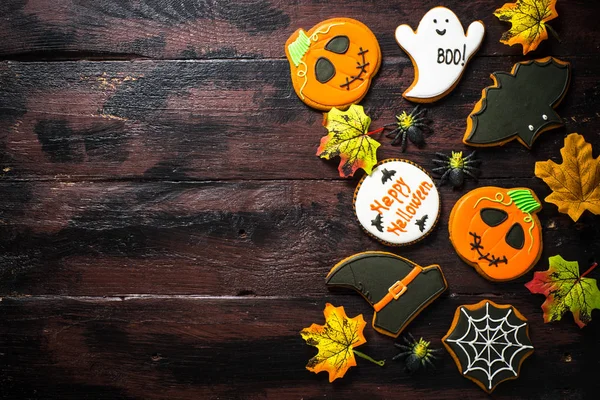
[542,114,548,120]
[528,125,534,131]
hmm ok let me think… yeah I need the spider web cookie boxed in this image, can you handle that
[442,300,534,393]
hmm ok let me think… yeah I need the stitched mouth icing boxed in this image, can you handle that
[340,47,370,90]
[469,232,508,267]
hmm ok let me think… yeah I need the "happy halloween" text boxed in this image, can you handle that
[370,177,434,236]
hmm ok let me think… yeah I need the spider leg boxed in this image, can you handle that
[463,151,477,161]
[407,333,416,343]
[424,358,436,370]
[412,108,427,119]
[432,159,450,165]
[385,128,400,138]
[413,123,429,128]
[435,152,449,159]
[409,105,420,117]
[394,343,411,351]
[463,159,481,166]
[432,166,449,172]
[384,122,398,128]
[392,351,411,361]
[439,170,451,184]
[463,169,479,180]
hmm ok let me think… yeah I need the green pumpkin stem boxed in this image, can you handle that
[288,30,310,67]
[507,189,541,214]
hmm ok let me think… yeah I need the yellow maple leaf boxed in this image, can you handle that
[316,104,381,178]
[535,133,600,221]
[300,303,384,382]
[494,0,558,55]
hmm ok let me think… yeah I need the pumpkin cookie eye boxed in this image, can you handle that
[325,35,350,54]
[315,57,336,83]
[480,208,508,227]
[505,223,525,249]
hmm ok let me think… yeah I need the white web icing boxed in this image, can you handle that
[446,302,533,390]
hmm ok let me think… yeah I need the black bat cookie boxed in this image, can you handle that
[371,213,384,232]
[463,57,570,149]
[415,214,428,232]
[381,168,396,184]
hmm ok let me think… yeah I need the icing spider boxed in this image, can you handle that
[392,333,439,373]
[432,151,480,188]
[384,106,429,152]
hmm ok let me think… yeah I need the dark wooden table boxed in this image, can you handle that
[1,1,599,399]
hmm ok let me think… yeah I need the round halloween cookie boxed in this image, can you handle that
[395,7,485,103]
[449,187,543,281]
[285,18,381,111]
[442,300,534,393]
[354,159,440,246]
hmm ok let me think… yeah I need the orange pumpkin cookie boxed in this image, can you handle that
[285,18,381,111]
[449,187,543,282]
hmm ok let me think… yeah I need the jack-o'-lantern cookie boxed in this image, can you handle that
[395,7,485,103]
[285,18,381,111]
[354,159,440,246]
[449,187,543,282]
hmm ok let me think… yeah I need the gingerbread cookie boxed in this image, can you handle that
[285,18,381,111]
[449,187,543,282]
[395,7,485,103]
[326,252,448,338]
[354,159,440,246]
[463,57,571,148]
[443,300,534,393]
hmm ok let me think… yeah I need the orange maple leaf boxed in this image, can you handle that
[494,0,558,55]
[300,303,383,382]
[535,133,600,221]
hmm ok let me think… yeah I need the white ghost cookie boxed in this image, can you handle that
[396,7,485,103]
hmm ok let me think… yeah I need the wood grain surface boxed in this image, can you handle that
[0,1,599,399]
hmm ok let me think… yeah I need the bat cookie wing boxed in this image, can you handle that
[326,252,448,337]
[464,57,570,148]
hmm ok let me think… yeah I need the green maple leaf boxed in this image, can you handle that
[316,105,381,178]
[525,255,600,328]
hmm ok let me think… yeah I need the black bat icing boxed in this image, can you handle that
[371,213,384,232]
[415,214,428,232]
[464,58,570,148]
[381,168,397,184]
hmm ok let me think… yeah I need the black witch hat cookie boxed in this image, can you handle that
[326,251,448,338]
[463,57,571,148]
[353,159,441,246]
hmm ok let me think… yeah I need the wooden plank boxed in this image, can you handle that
[0,295,597,399]
[1,57,598,181]
[1,179,598,297]
[0,1,597,59]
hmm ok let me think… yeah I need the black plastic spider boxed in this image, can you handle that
[384,106,429,152]
[392,333,439,373]
[432,150,480,188]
